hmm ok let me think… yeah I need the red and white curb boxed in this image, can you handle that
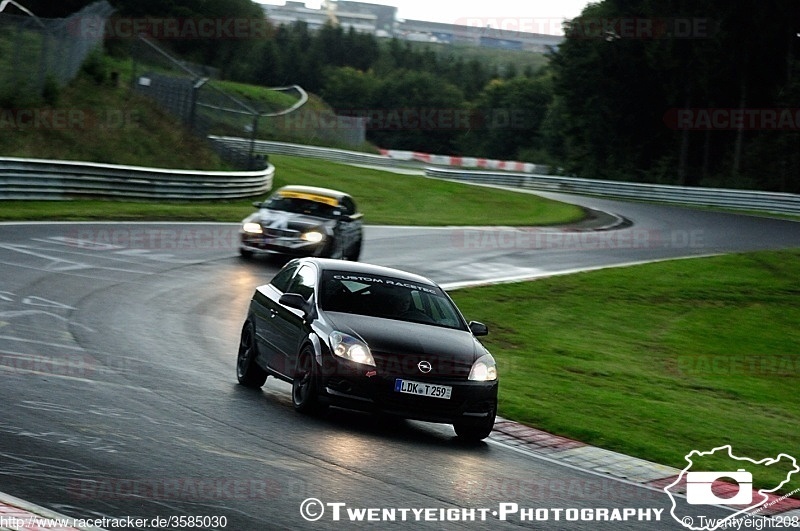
[489,417,800,518]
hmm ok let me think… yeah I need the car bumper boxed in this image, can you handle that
[240,234,327,257]
[320,364,498,424]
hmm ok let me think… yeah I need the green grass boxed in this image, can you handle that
[449,249,800,492]
[213,79,304,114]
[0,154,584,224]
[0,73,230,171]
[266,155,585,226]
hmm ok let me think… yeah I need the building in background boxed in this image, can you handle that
[260,1,563,51]
[336,1,397,35]
[261,1,330,30]
[395,18,563,52]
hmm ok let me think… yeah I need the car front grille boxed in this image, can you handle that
[262,227,300,238]
[372,351,472,381]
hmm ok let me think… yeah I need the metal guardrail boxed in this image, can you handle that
[425,167,800,215]
[211,136,544,172]
[209,136,800,215]
[0,157,274,200]
[209,136,403,168]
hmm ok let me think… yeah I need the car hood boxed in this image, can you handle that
[324,312,483,379]
[244,210,335,233]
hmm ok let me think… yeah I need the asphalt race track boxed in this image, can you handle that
[0,194,798,529]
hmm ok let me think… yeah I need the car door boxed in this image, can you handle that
[253,262,297,372]
[335,196,363,253]
[270,263,317,378]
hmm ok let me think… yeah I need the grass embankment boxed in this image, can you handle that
[1,72,229,171]
[450,249,800,491]
[1,50,580,225]
[0,154,585,225]
[0,51,347,168]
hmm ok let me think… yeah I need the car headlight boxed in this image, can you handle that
[330,331,375,367]
[468,353,497,381]
[242,222,263,234]
[301,231,325,243]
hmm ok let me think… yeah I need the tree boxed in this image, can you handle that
[368,70,466,154]
[461,74,553,160]
[548,0,800,190]
[320,67,379,110]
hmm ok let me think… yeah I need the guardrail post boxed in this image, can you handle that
[0,157,275,200]
[189,78,209,132]
[249,114,260,170]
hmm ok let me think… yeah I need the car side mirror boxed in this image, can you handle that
[469,321,489,337]
[279,293,310,315]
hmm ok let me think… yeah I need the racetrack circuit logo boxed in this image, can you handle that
[664,445,799,530]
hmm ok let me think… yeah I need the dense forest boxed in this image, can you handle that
[13,0,800,192]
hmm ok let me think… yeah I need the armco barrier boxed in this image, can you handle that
[210,136,547,173]
[379,149,548,174]
[425,167,800,216]
[207,137,800,215]
[209,136,401,168]
[0,157,274,200]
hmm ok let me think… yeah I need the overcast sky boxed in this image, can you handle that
[255,1,595,35]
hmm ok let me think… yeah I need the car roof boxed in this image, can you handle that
[275,185,351,202]
[299,258,438,287]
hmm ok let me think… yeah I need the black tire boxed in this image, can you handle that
[321,238,343,260]
[237,321,268,388]
[292,347,326,414]
[453,407,496,442]
[239,247,254,259]
[347,238,362,261]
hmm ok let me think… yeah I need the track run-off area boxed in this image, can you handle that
[1,190,799,530]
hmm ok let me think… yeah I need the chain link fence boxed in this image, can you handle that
[131,34,366,156]
[0,1,113,101]
[1,1,366,162]
[257,96,368,148]
[131,35,271,170]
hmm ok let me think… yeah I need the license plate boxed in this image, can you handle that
[394,379,452,400]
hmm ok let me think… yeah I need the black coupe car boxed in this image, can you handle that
[236,258,498,441]
[239,185,363,260]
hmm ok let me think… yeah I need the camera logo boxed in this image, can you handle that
[686,469,752,505]
[665,446,799,531]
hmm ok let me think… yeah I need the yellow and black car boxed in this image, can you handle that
[239,185,363,260]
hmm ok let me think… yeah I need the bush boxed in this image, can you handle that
[81,50,108,85]
[41,76,60,106]
[0,83,41,109]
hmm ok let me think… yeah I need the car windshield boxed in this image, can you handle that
[320,271,467,330]
[264,196,339,218]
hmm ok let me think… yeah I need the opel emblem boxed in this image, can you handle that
[418,361,432,373]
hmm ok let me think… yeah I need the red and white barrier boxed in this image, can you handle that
[379,149,546,174]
